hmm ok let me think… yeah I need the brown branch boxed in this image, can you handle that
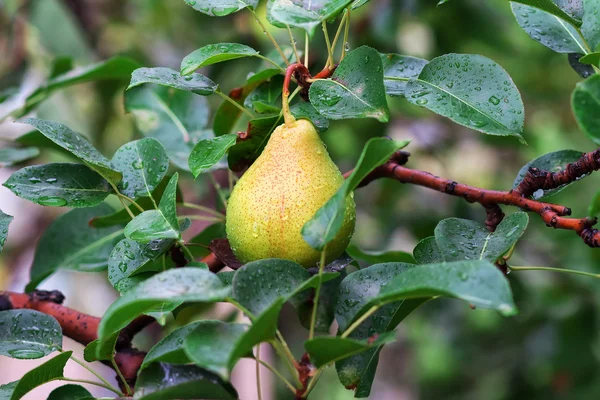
[0,290,146,390]
[355,149,600,247]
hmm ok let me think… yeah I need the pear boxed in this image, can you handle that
[226,119,356,268]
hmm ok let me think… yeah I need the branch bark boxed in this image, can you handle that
[355,149,600,245]
[0,290,146,390]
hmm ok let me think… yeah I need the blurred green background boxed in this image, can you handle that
[1,0,599,399]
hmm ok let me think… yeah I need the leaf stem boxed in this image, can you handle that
[304,31,309,66]
[341,8,351,61]
[68,354,121,395]
[302,369,323,398]
[116,193,145,213]
[309,247,328,340]
[179,242,195,262]
[509,265,600,279]
[111,358,132,395]
[256,345,263,400]
[340,305,380,339]
[257,358,297,394]
[286,25,302,64]
[180,202,225,219]
[322,21,334,69]
[58,377,123,396]
[270,339,302,389]
[208,173,228,211]
[331,10,349,57]
[178,215,224,223]
[250,8,289,66]
[215,90,254,118]
[255,54,287,73]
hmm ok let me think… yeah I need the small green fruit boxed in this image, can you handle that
[226,119,356,267]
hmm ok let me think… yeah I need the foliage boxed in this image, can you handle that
[1,0,600,399]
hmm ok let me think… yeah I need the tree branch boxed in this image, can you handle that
[354,150,600,246]
[0,290,146,390]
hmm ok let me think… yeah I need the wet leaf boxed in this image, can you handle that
[189,134,238,178]
[380,53,428,97]
[0,208,13,253]
[511,3,587,54]
[4,163,112,208]
[181,43,259,75]
[183,0,258,17]
[405,54,525,140]
[134,362,237,400]
[112,138,169,199]
[511,0,582,27]
[0,310,62,359]
[27,204,124,291]
[128,67,218,96]
[267,0,353,34]
[0,147,40,167]
[17,118,122,185]
[573,75,600,145]
[309,46,390,122]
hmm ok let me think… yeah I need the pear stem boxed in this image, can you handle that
[283,64,302,127]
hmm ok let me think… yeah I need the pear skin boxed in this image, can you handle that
[226,119,356,268]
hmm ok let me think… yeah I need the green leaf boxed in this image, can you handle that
[89,174,178,228]
[413,237,444,264]
[244,75,283,114]
[302,137,410,251]
[573,75,600,145]
[125,174,180,242]
[589,189,600,217]
[513,150,584,198]
[334,263,426,395]
[98,268,231,347]
[555,0,584,19]
[142,322,203,368]
[128,67,218,96]
[582,0,600,50]
[1,57,139,119]
[227,115,281,171]
[0,208,13,253]
[184,0,257,17]
[47,384,92,400]
[232,259,307,317]
[4,163,112,208]
[17,118,122,185]
[108,238,174,291]
[347,244,416,264]
[0,382,18,400]
[231,258,338,317]
[290,102,330,133]
[184,321,250,380]
[405,54,525,140]
[112,138,169,199]
[309,46,390,122]
[511,0,583,27]
[434,213,529,262]
[305,331,396,368]
[189,134,238,178]
[181,43,259,75]
[267,0,352,34]
[365,260,517,319]
[380,53,428,97]
[125,86,213,170]
[27,204,124,291]
[511,3,587,54]
[133,362,237,400]
[579,52,600,66]
[9,351,72,400]
[0,310,62,359]
[0,147,40,167]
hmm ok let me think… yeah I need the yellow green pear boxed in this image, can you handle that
[226,119,356,268]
